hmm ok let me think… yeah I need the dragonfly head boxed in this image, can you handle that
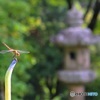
[16,52,20,56]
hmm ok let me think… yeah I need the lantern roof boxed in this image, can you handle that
[51,27,100,46]
[51,7,100,46]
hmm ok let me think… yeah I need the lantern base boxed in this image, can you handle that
[58,70,96,84]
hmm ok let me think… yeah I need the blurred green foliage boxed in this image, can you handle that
[0,0,100,100]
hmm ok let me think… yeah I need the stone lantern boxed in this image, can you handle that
[51,7,100,100]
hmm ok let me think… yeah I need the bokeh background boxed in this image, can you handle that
[0,0,100,100]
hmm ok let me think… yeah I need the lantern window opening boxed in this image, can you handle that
[69,51,76,60]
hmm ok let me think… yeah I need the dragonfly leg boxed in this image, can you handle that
[13,54,16,58]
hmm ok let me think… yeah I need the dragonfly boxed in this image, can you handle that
[0,42,29,57]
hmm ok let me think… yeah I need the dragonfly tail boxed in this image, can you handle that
[2,42,11,50]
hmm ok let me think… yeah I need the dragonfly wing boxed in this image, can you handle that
[0,50,14,54]
[17,50,30,54]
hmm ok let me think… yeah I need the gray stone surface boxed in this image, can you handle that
[51,27,100,46]
[58,70,96,84]
[66,7,83,26]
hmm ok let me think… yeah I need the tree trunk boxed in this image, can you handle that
[88,0,100,30]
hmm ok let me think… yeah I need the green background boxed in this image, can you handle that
[0,0,100,100]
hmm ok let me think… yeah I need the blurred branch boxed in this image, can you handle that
[88,0,100,31]
[66,0,73,9]
[83,0,93,20]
